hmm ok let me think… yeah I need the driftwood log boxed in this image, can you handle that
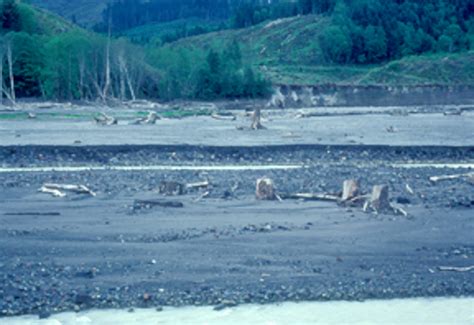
[211,113,236,121]
[39,184,96,197]
[429,173,474,183]
[94,112,117,126]
[132,111,160,125]
[279,193,340,202]
[134,199,184,209]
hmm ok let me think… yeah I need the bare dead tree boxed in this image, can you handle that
[102,15,112,102]
[0,42,3,108]
[6,40,15,104]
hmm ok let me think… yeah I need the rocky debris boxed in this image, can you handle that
[214,299,237,311]
[133,199,184,210]
[159,181,185,196]
[256,177,276,200]
[94,112,117,126]
[39,183,96,198]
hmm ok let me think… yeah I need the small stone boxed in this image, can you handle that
[38,310,51,319]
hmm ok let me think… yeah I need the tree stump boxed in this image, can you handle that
[251,107,265,130]
[342,180,360,201]
[256,177,276,200]
[159,181,185,196]
[370,185,391,212]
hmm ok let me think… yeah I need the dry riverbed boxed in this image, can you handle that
[0,106,473,319]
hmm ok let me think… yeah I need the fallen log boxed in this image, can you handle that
[40,184,96,198]
[279,193,340,202]
[429,173,474,183]
[438,265,474,272]
[94,112,117,126]
[134,199,184,209]
[194,191,210,202]
[211,113,236,121]
[186,181,210,190]
[39,186,66,198]
[132,111,160,125]
[4,212,61,216]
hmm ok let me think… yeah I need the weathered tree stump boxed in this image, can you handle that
[159,181,185,196]
[256,177,276,200]
[370,185,391,212]
[342,179,360,201]
[251,107,265,130]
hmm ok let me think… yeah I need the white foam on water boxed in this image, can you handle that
[392,163,474,169]
[0,165,304,173]
[4,298,474,325]
[0,162,473,174]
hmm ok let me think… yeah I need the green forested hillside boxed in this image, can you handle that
[28,0,108,27]
[0,1,267,102]
[1,0,474,104]
[166,14,474,86]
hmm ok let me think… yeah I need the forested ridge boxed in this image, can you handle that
[1,0,474,103]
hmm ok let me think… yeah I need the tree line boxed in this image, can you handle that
[0,0,270,103]
[99,0,474,65]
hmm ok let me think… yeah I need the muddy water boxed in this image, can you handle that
[5,298,474,325]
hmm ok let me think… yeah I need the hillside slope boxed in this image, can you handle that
[169,15,474,86]
[29,0,108,27]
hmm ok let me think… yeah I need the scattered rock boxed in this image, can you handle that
[214,299,237,311]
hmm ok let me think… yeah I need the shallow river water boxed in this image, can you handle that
[5,297,474,325]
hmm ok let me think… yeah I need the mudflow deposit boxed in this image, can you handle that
[0,102,473,319]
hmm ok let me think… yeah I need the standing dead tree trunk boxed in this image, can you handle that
[102,17,112,103]
[0,48,3,108]
[117,52,136,101]
[6,42,15,105]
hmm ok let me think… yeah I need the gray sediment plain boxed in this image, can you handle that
[0,106,473,318]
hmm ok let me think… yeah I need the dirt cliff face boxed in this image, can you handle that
[269,85,474,108]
